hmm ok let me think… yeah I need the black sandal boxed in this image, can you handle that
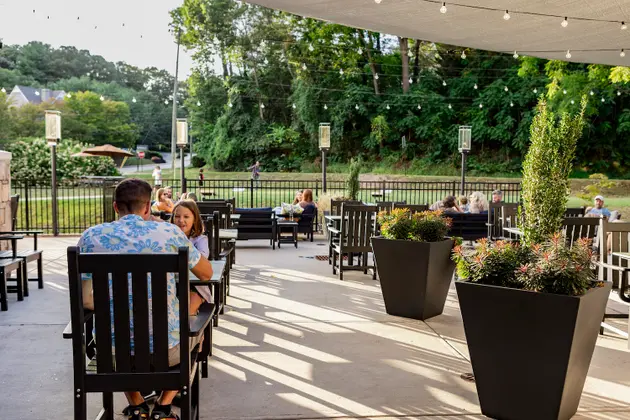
[122,404,150,419]
[150,408,180,420]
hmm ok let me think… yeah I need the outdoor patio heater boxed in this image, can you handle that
[176,118,189,194]
[458,125,472,196]
[45,110,61,236]
[319,123,331,193]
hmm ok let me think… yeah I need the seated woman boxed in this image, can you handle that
[442,195,462,214]
[298,189,317,240]
[468,191,489,214]
[293,190,304,205]
[299,189,317,211]
[155,188,175,213]
[171,201,211,315]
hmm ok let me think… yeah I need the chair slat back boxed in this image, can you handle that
[67,247,190,375]
[331,199,361,216]
[198,203,231,229]
[501,204,520,241]
[562,217,599,248]
[394,203,428,214]
[203,212,221,260]
[376,201,406,215]
[565,207,586,218]
[10,195,19,231]
[341,204,376,250]
[599,219,630,286]
[488,202,504,240]
[200,198,236,212]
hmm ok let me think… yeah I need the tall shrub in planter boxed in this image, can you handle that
[372,209,455,320]
[452,97,611,420]
[521,98,586,245]
[346,158,361,200]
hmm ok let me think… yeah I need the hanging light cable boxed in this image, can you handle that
[440,2,447,14]
[561,17,569,27]
[503,10,510,21]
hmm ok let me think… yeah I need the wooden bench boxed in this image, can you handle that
[63,246,213,420]
[0,258,24,311]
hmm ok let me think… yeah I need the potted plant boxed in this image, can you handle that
[452,98,611,420]
[372,209,456,320]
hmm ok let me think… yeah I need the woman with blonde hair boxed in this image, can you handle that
[468,191,489,214]
[155,188,175,213]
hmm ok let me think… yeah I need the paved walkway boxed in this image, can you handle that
[1,237,630,419]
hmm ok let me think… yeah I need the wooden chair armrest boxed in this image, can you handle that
[593,261,630,272]
[189,303,215,337]
[328,227,341,234]
[0,230,43,235]
[62,311,94,339]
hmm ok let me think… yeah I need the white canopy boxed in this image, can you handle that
[246,0,630,66]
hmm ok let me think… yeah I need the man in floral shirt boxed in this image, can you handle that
[78,178,213,420]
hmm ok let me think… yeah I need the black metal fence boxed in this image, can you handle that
[11,178,521,234]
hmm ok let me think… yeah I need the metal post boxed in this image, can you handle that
[250,179,254,208]
[460,151,468,196]
[180,146,186,194]
[51,145,59,236]
[171,29,181,177]
[321,149,327,193]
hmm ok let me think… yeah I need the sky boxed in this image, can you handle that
[0,0,196,77]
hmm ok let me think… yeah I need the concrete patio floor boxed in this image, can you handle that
[1,236,630,419]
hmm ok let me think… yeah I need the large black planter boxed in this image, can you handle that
[372,237,455,320]
[456,280,612,420]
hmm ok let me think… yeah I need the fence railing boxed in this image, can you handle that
[11,178,521,234]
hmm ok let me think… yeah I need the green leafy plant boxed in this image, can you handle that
[378,208,451,242]
[452,234,598,296]
[521,98,587,245]
[191,155,206,168]
[346,157,362,200]
[577,173,617,203]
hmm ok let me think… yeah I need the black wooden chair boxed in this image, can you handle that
[500,204,521,241]
[0,194,44,291]
[297,205,316,242]
[330,204,377,280]
[487,202,505,240]
[593,219,630,336]
[562,217,599,247]
[565,207,586,218]
[0,234,24,311]
[204,212,232,320]
[327,200,362,263]
[63,247,213,420]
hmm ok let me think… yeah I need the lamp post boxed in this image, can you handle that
[176,118,188,194]
[458,125,472,196]
[45,110,61,236]
[319,123,331,193]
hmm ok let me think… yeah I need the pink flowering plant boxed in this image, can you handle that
[452,233,599,296]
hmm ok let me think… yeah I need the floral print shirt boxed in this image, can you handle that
[77,214,201,351]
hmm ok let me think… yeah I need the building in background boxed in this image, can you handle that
[7,86,66,108]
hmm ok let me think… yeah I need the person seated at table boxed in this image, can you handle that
[469,191,489,214]
[459,196,469,212]
[77,178,213,420]
[429,200,444,211]
[492,189,503,204]
[299,189,317,211]
[587,195,612,218]
[155,188,175,213]
[442,195,462,214]
[293,190,304,205]
[171,200,211,316]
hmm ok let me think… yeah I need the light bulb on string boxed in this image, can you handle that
[0,88,5,93]
[301,63,307,70]
[132,97,137,103]
[355,104,359,110]
[571,100,575,104]
[67,93,72,99]
[35,91,40,96]
[590,90,594,96]
[513,51,519,59]
[440,2,447,14]
[566,50,572,59]
[339,68,344,75]
[100,96,105,101]
[442,80,447,86]
[561,17,568,27]
[324,104,328,110]
[510,101,514,107]
[386,104,390,110]
[601,98,605,103]
[621,49,626,57]
[503,10,510,21]
[260,103,265,109]
[622,22,628,30]
[292,103,296,109]
[533,88,538,94]
[563,89,567,94]
[374,73,379,80]
[375,0,382,3]
[504,86,509,92]
[308,44,314,52]
[358,47,363,55]
[196,101,201,106]
[461,51,466,59]
[228,102,233,108]
[479,103,483,108]
[409,77,413,84]
[418,104,422,110]
[474,83,478,90]
[448,104,452,110]
[618,91,622,96]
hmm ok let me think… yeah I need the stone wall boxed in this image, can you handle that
[0,151,11,251]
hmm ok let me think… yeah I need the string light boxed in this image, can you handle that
[461,51,467,59]
[100,96,105,101]
[533,88,538,93]
[561,17,569,27]
[339,68,344,75]
[35,91,40,96]
[164,99,168,104]
[622,22,628,30]
[358,47,363,55]
[601,98,605,102]
[308,44,314,52]
[479,103,483,108]
[513,51,519,59]
[571,99,575,104]
[355,104,359,110]
[448,104,452,109]
[292,103,296,109]
[566,50,572,59]
[474,83,478,90]
[409,77,413,84]
[590,90,594,96]
[324,104,328,110]
[440,2,447,14]
[132,97,137,103]
[618,91,622,96]
[417,104,422,110]
[260,103,265,109]
[621,49,626,57]
[510,101,514,107]
[228,102,233,108]
[563,89,567,94]
[67,93,72,98]
[301,63,307,70]
[374,73,379,80]
[442,80,447,86]
[375,0,382,3]
[504,86,509,92]
[196,101,201,106]
[503,10,510,21]
[386,104,390,110]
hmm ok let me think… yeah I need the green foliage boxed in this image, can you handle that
[577,173,617,203]
[521,98,586,245]
[453,240,533,289]
[191,155,206,168]
[517,234,595,296]
[378,209,451,242]
[346,157,361,200]
[7,138,119,184]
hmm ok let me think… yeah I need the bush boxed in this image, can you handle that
[378,209,451,242]
[191,155,206,168]
[145,150,163,160]
[7,137,119,184]
[346,158,361,200]
[521,98,586,245]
